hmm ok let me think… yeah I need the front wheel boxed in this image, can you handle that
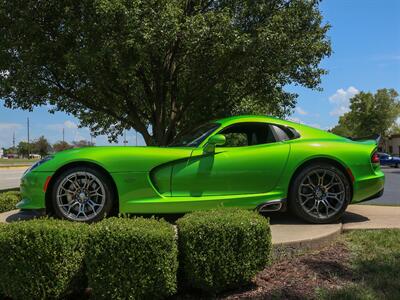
[289,163,351,224]
[51,166,114,222]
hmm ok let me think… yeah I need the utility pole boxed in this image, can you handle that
[27,117,30,159]
[123,130,128,146]
[12,131,15,149]
[62,128,65,143]
[135,130,138,146]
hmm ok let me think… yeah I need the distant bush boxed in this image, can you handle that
[0,191,20,213]
[177,208,271,294]
[0,219,88,299]
[85,217,178,300]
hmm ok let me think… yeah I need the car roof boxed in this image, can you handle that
[214,115,346,141]
[216,115,288,126]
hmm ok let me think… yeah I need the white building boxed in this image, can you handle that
[387,134,400,156]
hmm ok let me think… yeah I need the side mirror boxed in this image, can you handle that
[204,134,226,153]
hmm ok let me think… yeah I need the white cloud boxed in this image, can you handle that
[0,123,23,148]
[288,117,303,124]
[64,120,77,129]
[329,86,359,116]
[0,123,23,131]
[295,106,308,115]
[287,117,321,129]
[46,120,78,131]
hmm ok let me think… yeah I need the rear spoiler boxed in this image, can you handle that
[347,134,381,145]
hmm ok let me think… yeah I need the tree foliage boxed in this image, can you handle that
[72,140,94,148]
[33,136,52,157]
[17,141,30,158]
[331,89,400,138]
[0,0,331,145]
[53,141,73,152]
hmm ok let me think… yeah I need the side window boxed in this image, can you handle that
[223,132,248,147]
[270,125,291,141]
[218,122,276,147]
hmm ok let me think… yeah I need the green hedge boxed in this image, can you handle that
[0,219,88,299]
[0,191,20,213]
[85,217,178,300]
[177,208,271,294]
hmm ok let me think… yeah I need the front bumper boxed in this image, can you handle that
[17,171,53,210]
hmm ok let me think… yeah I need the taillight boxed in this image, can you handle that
[371,152,380,164]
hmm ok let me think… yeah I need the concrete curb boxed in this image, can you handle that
[0,164,32,169]
[271,223,342,258]
[0,187,19,193]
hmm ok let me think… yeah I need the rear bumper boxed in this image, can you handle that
[351,170,385,203]
[359,188,384,202]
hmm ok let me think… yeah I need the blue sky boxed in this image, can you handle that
[1,0,399,148]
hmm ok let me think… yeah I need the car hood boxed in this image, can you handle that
[37,146,195,173]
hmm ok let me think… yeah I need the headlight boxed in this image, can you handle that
[24,156,54,174]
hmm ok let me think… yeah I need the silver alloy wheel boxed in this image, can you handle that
[56,171,106,221]
[298,169,346,220]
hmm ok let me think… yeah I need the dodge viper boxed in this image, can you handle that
[18,115,385,223]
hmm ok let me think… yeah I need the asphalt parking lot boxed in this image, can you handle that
[0,166,399,205]
[361,167,400,206]
[0,167,27,190]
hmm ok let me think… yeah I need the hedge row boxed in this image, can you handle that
[0,191,20,213]
[0,208,271,299]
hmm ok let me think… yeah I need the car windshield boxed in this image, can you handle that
[169,122,220,147]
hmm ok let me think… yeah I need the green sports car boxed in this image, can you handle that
[18,115,384,223]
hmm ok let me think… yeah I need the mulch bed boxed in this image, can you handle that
[222,242,353,300]
[177,241,355,299]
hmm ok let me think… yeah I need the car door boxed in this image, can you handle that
[170,122,290,197]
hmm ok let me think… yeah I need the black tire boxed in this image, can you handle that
[395,163,399,168]
[51,166,114,222]
[289,163,351,224]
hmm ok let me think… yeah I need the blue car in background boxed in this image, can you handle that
[378,152,400,168]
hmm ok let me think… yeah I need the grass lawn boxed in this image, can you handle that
[320,229,400,299]
[214,229,400,299]
[0,158,38,164]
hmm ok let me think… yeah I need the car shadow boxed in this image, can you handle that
[5,210,44,223]
[341,211,370,224]
[3,209,371,226]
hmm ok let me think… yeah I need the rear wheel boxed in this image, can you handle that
[51,166,114,222]
[289,163,351,224]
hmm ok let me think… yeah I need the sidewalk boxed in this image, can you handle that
[343,205,400,231]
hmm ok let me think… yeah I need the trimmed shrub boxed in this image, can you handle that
[0,219,88,299]
[0,191,20,213]
[177,208,271,294]
[86,217,178,300]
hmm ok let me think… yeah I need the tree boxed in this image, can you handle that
[3,147,17,155]
[17,141,29,158]
[331,89,400,137]
[0,0,331,145]
[32,136,52,157]
[53,141,73,152]
[72,140,94,148]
